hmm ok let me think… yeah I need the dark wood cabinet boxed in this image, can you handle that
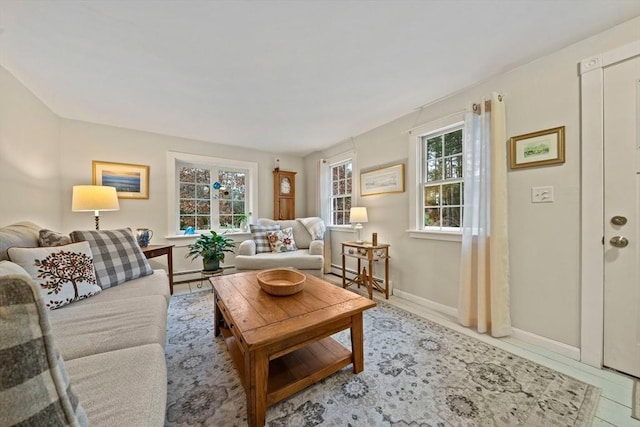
[273,169,296,220]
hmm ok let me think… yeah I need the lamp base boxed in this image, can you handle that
[355,223,363,243]
[94,215,100,230]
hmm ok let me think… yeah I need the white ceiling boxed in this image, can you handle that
[1,1,639,156]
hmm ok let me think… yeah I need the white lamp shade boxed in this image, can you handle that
[349,207,368,224]
[72,185,120,212]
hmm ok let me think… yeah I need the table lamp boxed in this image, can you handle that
[72,185,120,230]
[350,207,368,243]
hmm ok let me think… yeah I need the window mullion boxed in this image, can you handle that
[210,167,218,230]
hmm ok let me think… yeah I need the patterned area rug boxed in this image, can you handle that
[164,291,600,426]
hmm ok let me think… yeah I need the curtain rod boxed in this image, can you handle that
[473,94,504,114]
[405,93,504,133]
[403,109,466,134]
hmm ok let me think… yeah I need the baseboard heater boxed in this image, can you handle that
[174,265,381,286]
[172,266,235,285]
[329,263,386,285]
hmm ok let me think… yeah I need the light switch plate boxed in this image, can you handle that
[532,186,554,203]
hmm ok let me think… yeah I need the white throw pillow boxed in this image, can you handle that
[299,217,326,240]
[8,241,102,309]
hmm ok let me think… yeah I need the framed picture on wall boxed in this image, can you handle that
[360,163,405,196]
[92,160,150,199]
[509,126,565,169]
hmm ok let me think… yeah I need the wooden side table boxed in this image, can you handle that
[141,244,175,295]
[341,241,390,299]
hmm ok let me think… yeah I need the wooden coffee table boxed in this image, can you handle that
[211,271,376,427]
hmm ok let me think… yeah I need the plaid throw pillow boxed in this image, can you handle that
[250,224,281,254]
[70,228,153,289]
[0,275,89,426]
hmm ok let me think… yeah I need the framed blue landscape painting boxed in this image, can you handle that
[92,160,149,199]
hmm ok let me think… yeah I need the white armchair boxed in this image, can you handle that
[234,218,329,277]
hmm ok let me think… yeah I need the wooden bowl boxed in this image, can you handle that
[256,268,306,296]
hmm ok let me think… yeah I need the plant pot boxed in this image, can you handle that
[240,221,248,232]
[203,258,220,272]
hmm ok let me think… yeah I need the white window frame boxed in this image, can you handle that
[166,151,258,238]
[319,151,357,231]
[329,159,353,226]
[422,124,464,231]
[407,114,464,241]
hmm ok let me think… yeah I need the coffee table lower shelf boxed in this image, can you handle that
[219,326,352,406]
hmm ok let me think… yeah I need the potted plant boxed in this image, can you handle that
[237,212,252,232]
[185,230,235,272]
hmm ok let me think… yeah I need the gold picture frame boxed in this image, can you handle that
[509,126,565,169]
[360,163,405,196]
[92,161,150,199]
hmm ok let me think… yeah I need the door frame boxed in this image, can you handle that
[580,40,640,368]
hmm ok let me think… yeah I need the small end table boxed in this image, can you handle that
[141,244,175,295]
[341,241,390,299]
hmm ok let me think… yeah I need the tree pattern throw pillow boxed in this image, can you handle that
[8,241,102,309]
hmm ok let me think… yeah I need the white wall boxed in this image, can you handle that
[58,119,306,273]
[305,17,640,348]
[0,65,308,274]
[3,16,639,350]
[0,66,62,228]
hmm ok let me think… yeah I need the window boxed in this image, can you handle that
[217,171,246,228]
[178,166,212,230]
[178,166,246,231]
[421,125,464,231]
[330,160,352,225]
[167,152,258,236]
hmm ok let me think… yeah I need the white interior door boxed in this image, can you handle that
[603,55,640,378]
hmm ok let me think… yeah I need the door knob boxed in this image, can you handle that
[611,216,628,226]
[610,236,629,248]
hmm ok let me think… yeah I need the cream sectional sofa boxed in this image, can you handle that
[234,217,330,277]
[0,221,169,426]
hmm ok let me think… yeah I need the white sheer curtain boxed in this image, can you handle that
[317,158,332,274]
[317,158,330,221]
[458,92,512,337]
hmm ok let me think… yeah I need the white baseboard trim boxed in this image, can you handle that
[330,264,357,277]
[391,289,580,361]
[393,289,458,319]
[510,327,581,361]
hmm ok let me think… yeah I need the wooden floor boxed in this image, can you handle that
[173,275,639,427]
